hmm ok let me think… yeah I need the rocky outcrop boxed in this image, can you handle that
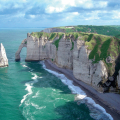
[0,43,8,67]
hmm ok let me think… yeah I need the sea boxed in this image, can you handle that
[0,28,113,120]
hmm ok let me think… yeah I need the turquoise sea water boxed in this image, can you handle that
[0,28,112,120]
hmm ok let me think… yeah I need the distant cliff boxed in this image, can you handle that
[15,31,120,92]
[41,28,65,33]
[0,43,8,67]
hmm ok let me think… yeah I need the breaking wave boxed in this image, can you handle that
[19,68,38,107]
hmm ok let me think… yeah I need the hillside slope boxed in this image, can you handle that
[58,25,120,36]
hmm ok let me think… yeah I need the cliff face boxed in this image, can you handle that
[15,32,120,92]
[73,40,108,91]
[0,43,8,67]
[56,35,73,69]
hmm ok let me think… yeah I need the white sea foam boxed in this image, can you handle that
[32,91,39,98]
[21,63,31,70]
[41,61,113,120]
[55,98,70,102]
[52,89,56,91]
[21,63,28,68]
[20,83,33,106]
[19,72,38,106]
[31,103,46,110]
[23,65,27,67]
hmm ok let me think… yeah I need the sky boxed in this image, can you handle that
[0,0,120,28]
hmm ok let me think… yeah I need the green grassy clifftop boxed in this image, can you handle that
[31,31,120,78]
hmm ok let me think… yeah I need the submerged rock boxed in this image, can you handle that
[0,43,8,67]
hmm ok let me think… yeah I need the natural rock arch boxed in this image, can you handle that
[15,39,27,61]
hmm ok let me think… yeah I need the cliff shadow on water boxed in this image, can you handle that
[20,61,72,94]
[52,101,94,120]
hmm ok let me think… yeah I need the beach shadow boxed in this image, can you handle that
[52,101,94,120]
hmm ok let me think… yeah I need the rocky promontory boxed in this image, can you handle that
[0,43,8,67]
[15,31,120,93]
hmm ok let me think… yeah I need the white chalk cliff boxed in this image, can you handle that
[0,43,8,67]
[15,33,112,92]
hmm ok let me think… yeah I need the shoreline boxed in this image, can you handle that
[44,60,120,120]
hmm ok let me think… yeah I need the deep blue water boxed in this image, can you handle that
[0,28,112,120]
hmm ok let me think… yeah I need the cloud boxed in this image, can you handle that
[96,1,108,8]
[84,11,100,20]
[45,6,65,13]
[45,0,108,14]
[112,11,120,19]
[0,0,120,27]
[72,12,79,15]
[29,15,35,18]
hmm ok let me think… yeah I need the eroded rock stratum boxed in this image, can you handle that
[15,31,120,92]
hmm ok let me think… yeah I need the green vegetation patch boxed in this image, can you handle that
[75,25,120,36]
[43,32,50,38]
[86,34,93,42]
[65,28,75,33]
[24,41,27,44]
[49,33,57,40]
[73,33,79,39]
[88,37,112,64]
[85,39,96,50]
[31,32,51,38]
[71,41,74,50]
[31,32,43,38]
[67,32,79,39]
[89,36,101,62]
[115,34,120,39]
[100,39,111,61]
[53,34,63,50]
